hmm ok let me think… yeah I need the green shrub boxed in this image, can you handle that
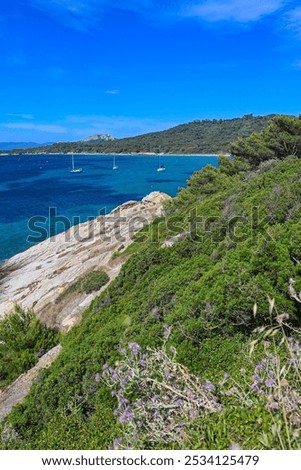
[56,270,110,302]
[0,306,58,389]
[80,271,110,294]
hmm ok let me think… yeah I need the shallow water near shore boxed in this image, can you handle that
[0,153,218,261]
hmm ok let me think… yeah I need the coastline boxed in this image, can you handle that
[0,191,170,330]
[0,153,214,264]
[1,152,225,157]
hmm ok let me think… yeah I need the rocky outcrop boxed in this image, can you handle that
[0,345,62,422]
[81,134,116,143]
[161,231,188,248]
[0,192,170,331]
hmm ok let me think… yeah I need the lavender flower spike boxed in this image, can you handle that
[128,342,142,356]
[204,380,216,392]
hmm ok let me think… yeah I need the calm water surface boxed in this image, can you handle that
[0,154,218,261]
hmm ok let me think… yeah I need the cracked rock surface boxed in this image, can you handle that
[0,192,170,331]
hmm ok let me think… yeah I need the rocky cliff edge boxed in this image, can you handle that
[0,192,170,331]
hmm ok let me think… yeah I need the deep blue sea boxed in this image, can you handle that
[0,153,218,262]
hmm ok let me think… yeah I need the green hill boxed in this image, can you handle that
[6,114,274,155]
[2,115,301,449]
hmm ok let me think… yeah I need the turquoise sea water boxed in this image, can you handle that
[0,154,218,262]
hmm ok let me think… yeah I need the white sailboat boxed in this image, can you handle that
[157,154,166,172]
[112,155,118,170]
[70,153,83,173]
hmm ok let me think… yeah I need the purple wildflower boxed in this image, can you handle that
[125,369,134,377]
[174,399,183,406]
[266,401,279,410]
[204,380,216,392]
[255,359,267,371]
[251,383,260,392]
[120,377,127,389]
[267,353,276,361]
[266,377,276,388]
[95,373,101,383]
[252,373,262,383]
[163,324,172,339]
[119,410,135,424]
[112,437,123,449]
[128,342,142,356]
[230,442,241,450]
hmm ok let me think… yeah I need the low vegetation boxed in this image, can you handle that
[231,115,301,167]
[0,306,58,389]
[1,117,301,449]
[55,270,110,303]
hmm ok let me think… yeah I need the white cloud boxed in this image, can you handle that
[28,0,293,30]
[286,6,301,38]
[7,114,34,120]
[30,0,102,31]
[105,90,120,95]
[0,114,178,141]
[2,122,67,133]
[65,114,178,138]
[185,0,285,22]
[292,59,301,68]
[29,0,152,31]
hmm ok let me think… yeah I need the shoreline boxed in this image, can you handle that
[0,153,221,264]
[1,152,225,157]
[0,191,172,267]
[0,191,170,328]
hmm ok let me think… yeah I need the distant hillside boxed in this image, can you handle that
[95,114,275,154]
[3,114,275,154]
[0,142,47,151]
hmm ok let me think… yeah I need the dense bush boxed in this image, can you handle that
[231,115,301,167]
[0,306,58,389]
[56,270,109,303]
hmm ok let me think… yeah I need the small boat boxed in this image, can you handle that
[157,165,166,172]
[112,155,118,170]
[157,154,166,172]
[70,153,83,173]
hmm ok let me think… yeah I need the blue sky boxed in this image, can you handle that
[0,0,301,142]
